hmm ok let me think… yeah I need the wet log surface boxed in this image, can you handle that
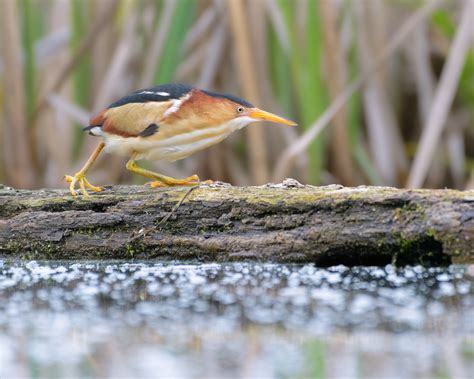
[0,180,473,265]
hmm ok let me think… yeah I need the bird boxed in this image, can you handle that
[64,83,297,196]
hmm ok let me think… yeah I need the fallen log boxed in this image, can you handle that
[0,180,473,265]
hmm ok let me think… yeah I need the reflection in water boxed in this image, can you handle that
[0,261,472,378]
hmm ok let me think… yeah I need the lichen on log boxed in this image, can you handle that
[0,180,473,265]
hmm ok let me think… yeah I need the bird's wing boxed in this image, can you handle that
[102,101,172,137]
[88,84,195,138]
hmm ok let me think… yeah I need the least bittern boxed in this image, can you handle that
[65,83,297,196]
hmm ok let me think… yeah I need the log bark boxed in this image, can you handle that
[0,180,473,265]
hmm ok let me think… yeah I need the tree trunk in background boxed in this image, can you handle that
[0,181,473,265]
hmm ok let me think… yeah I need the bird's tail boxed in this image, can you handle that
[84,109,106,136]
[83,125,103,137]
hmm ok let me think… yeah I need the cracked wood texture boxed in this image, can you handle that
[0,182,473,265]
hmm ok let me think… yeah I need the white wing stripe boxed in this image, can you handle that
[163,92,192,117]
[137,90,170,96]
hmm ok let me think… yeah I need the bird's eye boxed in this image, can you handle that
[236,106,244,113]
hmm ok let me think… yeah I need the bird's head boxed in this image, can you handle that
[197,89,297,129]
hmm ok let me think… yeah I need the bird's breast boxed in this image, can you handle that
[102,118,248,161]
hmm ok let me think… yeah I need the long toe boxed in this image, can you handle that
[185,174,200,182]
[64,174,101,196]
[162,175,200,186]
[148,179,201,188]
[83,177,103,192]
[148,181,166,188]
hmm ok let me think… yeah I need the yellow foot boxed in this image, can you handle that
[64,174,103,197]
[149,179,215,188]
[147,174,201,188]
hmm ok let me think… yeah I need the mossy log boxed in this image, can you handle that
[0,180,473,265]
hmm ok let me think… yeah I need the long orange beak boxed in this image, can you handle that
[249,108,297,126]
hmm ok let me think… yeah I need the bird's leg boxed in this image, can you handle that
[125,159,200,187]
[64,142,105,196]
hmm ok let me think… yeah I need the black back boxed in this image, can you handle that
[108,84,194,109]
[107,83,254,109]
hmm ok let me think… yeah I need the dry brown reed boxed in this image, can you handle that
[0,0,472,190]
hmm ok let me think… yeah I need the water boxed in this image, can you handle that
[0,261,473,378]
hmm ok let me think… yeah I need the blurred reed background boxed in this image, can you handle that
[0,0,472,190]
